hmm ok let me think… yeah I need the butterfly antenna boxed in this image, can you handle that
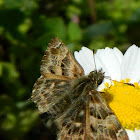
[93,49,97,73]
[104,76,113,85]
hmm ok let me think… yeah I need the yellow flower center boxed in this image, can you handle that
[101,79,140,130]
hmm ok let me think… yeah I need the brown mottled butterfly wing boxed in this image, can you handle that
[32,37,84,114]
[41,37,84,79]
[31,37,128,140]
[57,90,128,140]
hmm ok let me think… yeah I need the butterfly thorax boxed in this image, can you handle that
[88,69,105,89]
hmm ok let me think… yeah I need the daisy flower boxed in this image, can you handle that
[74,45,140,140]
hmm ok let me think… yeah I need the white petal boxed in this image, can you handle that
[126,130,136,140]
[126,129,140,140]
[95,47,121,81]
[121,45,140,83]
[74,47,95,75]
[113,47,123,65]
[134,129,140,139]
[94,47,121,91]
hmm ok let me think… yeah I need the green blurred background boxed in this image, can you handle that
[1,0,140,139]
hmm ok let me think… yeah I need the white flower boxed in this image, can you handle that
[74,45,140,140]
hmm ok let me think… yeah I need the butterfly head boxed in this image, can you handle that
[88,68,105,87]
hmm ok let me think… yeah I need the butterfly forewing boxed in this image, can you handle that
[31,37,129,140]
[41,37,84,78]
[32,37,84,114]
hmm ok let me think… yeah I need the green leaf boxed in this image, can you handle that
[83,22,113,40]
[1,113,16,131]
[0,0,3,6]
[0,9,24,28]
[0,9,25,40]
[16,100,31,109]
[0,95,14,115]
[129,8,140,22]
[68,21,82,41]
[2,62,19,80]
[67,42,82,53]
[35,17,66,48]
[44,17,66,39]
[0,62,3,76]
[18,18,32,34]
[1,0,37,11]
[18,110,39,133]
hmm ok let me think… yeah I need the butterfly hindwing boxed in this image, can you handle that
[58,89,128,140]
[57,78,89,140]
[88,90,128,140]
[32,76,73,114]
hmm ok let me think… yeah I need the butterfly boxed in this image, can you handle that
[31,37,129,140]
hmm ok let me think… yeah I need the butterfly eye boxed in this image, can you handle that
[97,78,103,85]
